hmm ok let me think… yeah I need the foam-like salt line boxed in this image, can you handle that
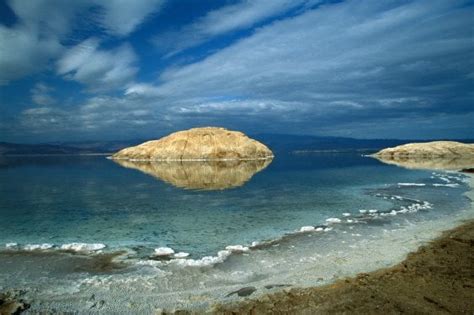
[397,183,426,187]
[3,242,107,252]
[438,177,451,183]
[60,243,106,252]
[156,193,428,270]
[171,250,231,267]
[225,245,250,252]
[135,260,163,267]
[24,243,54,250]
[433,183,459,188]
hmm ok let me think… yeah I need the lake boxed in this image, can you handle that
[0,153,471,312]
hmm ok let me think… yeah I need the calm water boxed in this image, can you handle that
[0,153,469,258]
[0,153,472,313]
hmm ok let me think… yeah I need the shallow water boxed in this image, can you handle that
[0,153,471,312]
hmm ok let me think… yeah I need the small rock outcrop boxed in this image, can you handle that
[111,127,273,161]
[373,141,474,170]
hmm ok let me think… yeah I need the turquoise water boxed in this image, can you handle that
[0,153,469,258]
[0,153,471,313]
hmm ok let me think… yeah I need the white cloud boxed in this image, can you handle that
[57,38,138,90]
[31,83,56,106]
[6,0,474,140]
[98,0,164,36]
[0,25,62,84]
[125,83,161,97]
[0,0,163,84]
[153,0,320,56]
[152,0,473,105]
[123,0,473,138]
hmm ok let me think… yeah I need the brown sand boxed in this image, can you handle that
[212,220,474,314]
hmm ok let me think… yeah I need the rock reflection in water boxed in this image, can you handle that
[113,158,273,190]
[373,155,474,171]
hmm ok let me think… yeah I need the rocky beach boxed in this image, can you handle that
[213,141,474,314]
[214,173,474,314]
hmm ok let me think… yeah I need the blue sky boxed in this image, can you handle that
[0,0,473,143]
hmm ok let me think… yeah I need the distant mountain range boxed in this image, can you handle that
[0,140,143,155]
[1,135,472,156]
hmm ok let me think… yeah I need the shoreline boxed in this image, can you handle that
[213,173,474,314]
[0,173,472,314]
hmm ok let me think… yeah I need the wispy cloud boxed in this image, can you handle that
[0,0,163,85]
[97,0,164,36]
[152,0,320,56]
[57,38,138,91]
[3,0,474,141]
[122,0,474,138]
[31,83,56,106]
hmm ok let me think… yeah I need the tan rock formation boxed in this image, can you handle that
[373,141,474,170]
[113,159,272,190]
[111,127,273,161]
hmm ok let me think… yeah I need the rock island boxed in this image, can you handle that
[111,127,274,161]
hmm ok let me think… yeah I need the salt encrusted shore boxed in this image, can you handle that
[212,174,474,314]
[1,176,472,314]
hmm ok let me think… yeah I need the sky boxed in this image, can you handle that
[0,0,473,143]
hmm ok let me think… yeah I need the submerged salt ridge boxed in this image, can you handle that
[2,170,468,271]
[0,192,431,256]
[4,242,107,253]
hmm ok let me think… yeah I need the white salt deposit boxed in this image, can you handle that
[136,260,163,267]
[300,226,315,232]
[433,183,459,187]
[24,243,54,250]
[225,245,250,252]
[173,252,190,258]
[60,243,106,252]
[154,247,175,256]
[342,213,351,217]
[326,218,341,223]
[172,250,232,267]
[5,243,17,248]
[397,183,426,186]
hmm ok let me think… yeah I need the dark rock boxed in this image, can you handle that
[264,284,291,290]
[226,286,257,297]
